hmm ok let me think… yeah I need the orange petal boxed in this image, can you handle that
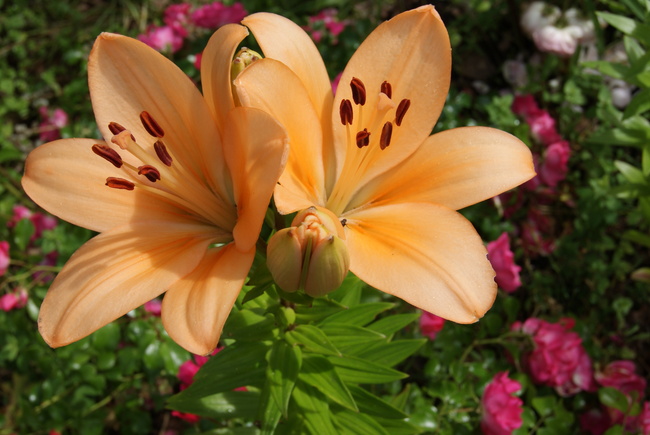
[345,202,497,323]
[223,106,289,252]
[88,33,231,203]
[38,222,215,348]
[201,23,249,128]
[330,5,451,188]
[22,138,180,232]
[235,59,326,213]
[161,245,254,355]
[349,127,536,211]
[242,12,333,125]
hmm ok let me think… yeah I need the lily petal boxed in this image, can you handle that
[345,202,497,323]
[331,5,451,187]
[201,23,249,128]
[22,138,180,232]
[235,59,326,213]
[223,106,289,252]
[88,33,231,203]
[348,127,536,211]
[242,12,333,124]
[161,245,254,355]
[38,222,215,348]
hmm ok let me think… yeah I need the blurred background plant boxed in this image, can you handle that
[1,0,649,434]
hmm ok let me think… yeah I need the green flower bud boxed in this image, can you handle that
[267,206,350,297]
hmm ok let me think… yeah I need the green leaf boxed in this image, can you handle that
[624,35,644,64]
[259,372,282,435]
[319,302,394,327]
[373,416,423,435]
[623,88,650,120]
[332,408,390,435]
[615,160,645,184]
[367,313,420,336]
[328,273,364,306]
[348,385,407,419]
[597,11,650,44]
[292,381,338,435]
[599,387,630,413]
[286,325,341,356]
[329,355,408,384]
[294,298,346,323]
[299,355,357,411]
[175,342,268,399]
[267,340,302,417]
[532,396,557,417]
[91,322,120,350]
[352,339,426,367]
[167,390,260,420]
[13,218,34,251]
[222,309,277,342]
[319,323,386,354]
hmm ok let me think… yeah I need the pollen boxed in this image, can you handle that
[105,177,135,190]
[380,122,393,150]
[140,111,165,138]
[356,129,370,148]
[91,144,123,168]
[396,99,411,126]
[340,99,353,125]
[380,81,392,99]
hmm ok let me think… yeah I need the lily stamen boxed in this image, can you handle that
[350,77,366,106]
[105,177,135,190]
[380,81,392,99]
[380,122,393,150]
[91,144,123,168]
[153,140,173,166]
[395,99,411,126]
[139,111,165,138]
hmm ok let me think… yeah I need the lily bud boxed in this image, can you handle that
[267,206,350,297]
[231,47,263,82]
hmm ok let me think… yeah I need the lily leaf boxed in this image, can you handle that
[286,324,342,356]
[299,354,357,411]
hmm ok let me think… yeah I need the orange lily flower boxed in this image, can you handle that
[230,6,535,322]
[22,33,288,355]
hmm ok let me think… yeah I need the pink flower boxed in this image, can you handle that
[193,52,203,70]
[306,8,347,43]
[137,25,184,53]
[33,251,58,284]
[8,205,57,241]
[511,94,539,118]
[539,140,570,187]
[144,299,162,317]
[580,408,611,435]
[171,411,200,423]
[38,107,68,142]
[0,241,9,277]
[164,3,192,37]
[595,360,647,429]
[487,233,522,293]
[532,25,579,57]
[521,208,556,256]
[513,317,596,396]
[178,359,201,387]
[595,361,646,400]
[0,288,28,311]
[191,2,247,29]
[481,372,524,435]
[419,311,445,339]
[527,110,562,145]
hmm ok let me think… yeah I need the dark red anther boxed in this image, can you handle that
[380,81,392,99]
[350,77,366,106]
[108,122,126,135]
[339,99,353,125]
[91,144,123,168]
[140,111,165,138]
[356,129,370,148]
[340,218,347,227]
[395,99,411,126]
[154,140,173,166]
[105,177,135,190]
[138,165,161,182]
[380,122,393,150]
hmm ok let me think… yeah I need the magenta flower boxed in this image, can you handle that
[144,298,162,317]
[528,110,562,145]
[137,25,184,53]
[8,205,57,241]
[596,360,647,430]
[419,310,446,339]
[641,402,650,435]
[0,241,9,277]
[164,3,192,37]
[38,107,68,142]
[0,288,28,312]
[512,94,540,118]
[521,208,556,256]
[487,233,522,293]
[539,140,571,187]
[191,2,247,29]
[481,372,524,435]
[513,317,596,396]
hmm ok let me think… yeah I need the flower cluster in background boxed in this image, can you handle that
[303,8,347,44]
[137,1,247,54]
[480,372,523,435]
